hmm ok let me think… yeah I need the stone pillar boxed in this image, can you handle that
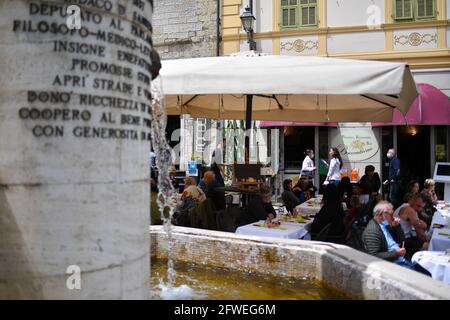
[0,0,153,299]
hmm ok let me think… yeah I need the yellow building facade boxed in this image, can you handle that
[221,0,450,71]
[220,0,450,193]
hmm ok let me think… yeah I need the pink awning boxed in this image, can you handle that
[260,84,449,127]
[259,120,337,127]
[372,83,450,126]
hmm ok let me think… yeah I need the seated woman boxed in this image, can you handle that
[311,184,346,243]
[358,165,381,199]
[403,180,420,203]
[281,179,301,214]
[292,177,317,203]
[182,177,206,203]
[420,179,438,227]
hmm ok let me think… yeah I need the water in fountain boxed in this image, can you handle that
[149,76,190,298]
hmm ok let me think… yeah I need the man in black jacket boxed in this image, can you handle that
[362,201,430,275]
[239,187,276,225]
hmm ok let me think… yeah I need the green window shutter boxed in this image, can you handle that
[416,0,435,19]
[394,0,413,20]
[281,0,298,28]
[299,0,317,26]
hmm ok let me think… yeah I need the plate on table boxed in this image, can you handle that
[252,223,288,230]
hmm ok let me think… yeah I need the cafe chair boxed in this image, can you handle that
[216,206,242,232]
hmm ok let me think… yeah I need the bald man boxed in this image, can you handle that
[384,148,401,208]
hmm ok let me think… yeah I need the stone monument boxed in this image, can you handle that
[0,0,153,299]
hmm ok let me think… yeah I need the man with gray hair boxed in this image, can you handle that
[383,148,401,208]
[362,201,430,275]
[363,201,405,261]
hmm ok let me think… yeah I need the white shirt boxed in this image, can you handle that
[327,158,341,181]
[301,155,315,173]
[212,148,223,165]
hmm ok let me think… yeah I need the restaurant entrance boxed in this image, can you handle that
[283,126,315,173]
[396,125,431,187]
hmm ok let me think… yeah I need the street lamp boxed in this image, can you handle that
[240,4,257,163]
[240,6,256,51]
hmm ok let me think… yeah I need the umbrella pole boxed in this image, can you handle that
[245,94,253,164]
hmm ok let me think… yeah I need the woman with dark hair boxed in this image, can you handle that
[281,179,301,214]
[301,149,316,180]
[311,184,345,243]
[293,177,318,202]
[358,165,381,198]
[338,176,353,208]
[326,147,343,186]
[403,180,420,202]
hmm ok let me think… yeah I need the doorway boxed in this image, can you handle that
[283,126,315,172]
[396,125,431,188]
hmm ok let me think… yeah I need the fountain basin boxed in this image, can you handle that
[150,226,450,300]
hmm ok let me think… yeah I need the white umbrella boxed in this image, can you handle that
[159,53,418,122]
[158,52,418,163]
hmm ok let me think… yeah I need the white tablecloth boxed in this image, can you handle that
[432,208,450,225]
[412,251,450,284]
[429,228,450,252]
[295,198,322,216]
[235,220,310,239]
[429,209,450,252]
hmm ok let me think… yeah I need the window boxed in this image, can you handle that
[281,0,298,27]
[394,0,436,21]
[281,0,317,29]
[395,0,414,20]
[300,0,317,26]
[416,0,435,19]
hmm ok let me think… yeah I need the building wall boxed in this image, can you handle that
[221,0,450,71]
[153,0,220,171]
[153,0,218,59]
[219,1,450,185]
[329,125,382,180]
[326,0,385,27]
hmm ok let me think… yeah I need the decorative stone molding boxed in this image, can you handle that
[281,39,319,52]
[394,32,437,46]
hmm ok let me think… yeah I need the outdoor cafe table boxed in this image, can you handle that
[235,220,310,240]
[295,198,322,217]
[429,208,450,252]
[412,251,450,284]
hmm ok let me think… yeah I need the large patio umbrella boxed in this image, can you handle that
[159,53,418,162]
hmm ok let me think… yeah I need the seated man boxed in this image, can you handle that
[394,193,428,259]
[362,201,430,275]
[240,187,276,225]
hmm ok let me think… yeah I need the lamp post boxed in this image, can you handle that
[240,6,256,51]
[240,4,257,164]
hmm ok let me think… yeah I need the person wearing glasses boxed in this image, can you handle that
[362,201,430,275]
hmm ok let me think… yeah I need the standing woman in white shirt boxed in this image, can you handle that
[326,147,343,186]
[300,149,316,180]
